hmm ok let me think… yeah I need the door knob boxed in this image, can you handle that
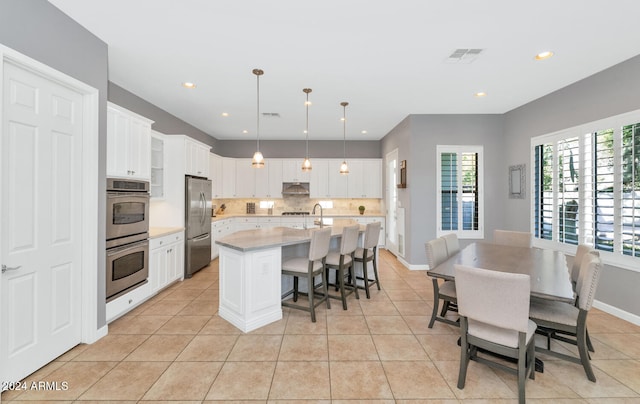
[2,265,22,274]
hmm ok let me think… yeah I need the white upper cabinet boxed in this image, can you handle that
[235,158,283,198]
[184,137,210,178]
[221,157,236,198]
[150,131,164,198]
[347,159,382,198]
[209,153,224,198]
[282,159,310,183]
[328,159,349,198]
[309,159,329,198]
[106,102,153,181]
[309,159,351,198]
[234,158,255,197]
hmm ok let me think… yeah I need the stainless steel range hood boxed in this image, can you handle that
[282,182,310,196]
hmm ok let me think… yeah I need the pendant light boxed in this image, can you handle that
[251,68,265,168]
[301,88,312,172]
[339,101,349,175]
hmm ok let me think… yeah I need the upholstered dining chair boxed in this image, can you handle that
[442,233,460,256]
[529,251,603,382]
[571,244,599,291]
[455,264,536,404]
[281,227,332,322]
[493,229,533,248]
[325,224,360,310]
[353,221,382,298]
[426,237,458,328]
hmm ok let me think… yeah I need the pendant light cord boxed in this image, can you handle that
[256,71,260,152]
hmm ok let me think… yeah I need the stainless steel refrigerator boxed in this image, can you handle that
[185,176,212,278]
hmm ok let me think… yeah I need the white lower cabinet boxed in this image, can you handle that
[212,219,234,260]
[149,231,184,294]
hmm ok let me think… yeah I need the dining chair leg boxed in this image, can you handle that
[577,319,596,382]
[428,278,440,328]
[457,317,470,389]
[440,301,450,317]
[517,341,526,404]
[586,329,595,353]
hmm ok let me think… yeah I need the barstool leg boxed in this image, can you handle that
[293,276,299,302]
[322,266,331,309]
[338,267,348,310]
[308,271,316,322]
[372,251,381,290]
[362,255,371,299]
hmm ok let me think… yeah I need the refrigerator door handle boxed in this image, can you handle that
[200,191,206,225]
[192,233,210,242]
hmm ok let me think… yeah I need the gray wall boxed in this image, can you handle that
[382,115,505,265]
[215,139,381,159]
[108,82,217,148]
[503,54,640,317]
[0,0,109,327]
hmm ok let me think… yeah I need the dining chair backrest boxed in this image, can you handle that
[442,233,460,257]
[308,227,332,261]
[455,264,531,333]
[363,221,382,249]
[425,237,448,269]
[571,244,599,286]
[493,229,532,248]
[339,224,360,255]
[575,252,602,311]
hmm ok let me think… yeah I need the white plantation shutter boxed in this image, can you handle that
[531,110,640,271]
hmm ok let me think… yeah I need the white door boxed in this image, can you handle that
[1,61,83,382]
[386,149,399,255]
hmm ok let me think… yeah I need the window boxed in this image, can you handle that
[532,110,640,270]
[437,145,484,238]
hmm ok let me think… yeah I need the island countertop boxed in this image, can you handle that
[216,220,362,252]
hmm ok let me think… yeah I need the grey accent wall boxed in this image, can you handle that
[382,115,505,265]
[214,139,381,158]
[503,54,640,317]
[108,82,217,148]
[0,0,109,327]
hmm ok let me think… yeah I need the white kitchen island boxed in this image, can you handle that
[215,221,362,332]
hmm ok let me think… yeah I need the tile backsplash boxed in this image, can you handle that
[214,197,382,216]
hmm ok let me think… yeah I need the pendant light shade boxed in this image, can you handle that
[339,101,349,175]
[302,88,312,172]
[251,68,265,168]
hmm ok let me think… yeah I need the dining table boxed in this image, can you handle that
[428,241,576,372]
[428,242,575,303]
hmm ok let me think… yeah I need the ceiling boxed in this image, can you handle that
[49,0,640,141]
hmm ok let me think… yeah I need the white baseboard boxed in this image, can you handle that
[593,300,640,326]
[397,256,429,270]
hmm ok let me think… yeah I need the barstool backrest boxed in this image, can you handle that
[363,221,382,249]
[309,227,332,261]
[340,224,360,255]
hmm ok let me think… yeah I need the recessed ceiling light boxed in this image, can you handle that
[535,51,554,61]
[361,130,367,134]
[474,92,488,97]
[242,130,248,134]
[182,82,196,89]
[221,112,229,117]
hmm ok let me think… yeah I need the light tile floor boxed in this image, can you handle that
[3,249,640,403]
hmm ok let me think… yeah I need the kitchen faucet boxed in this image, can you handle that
[312,203,323,228]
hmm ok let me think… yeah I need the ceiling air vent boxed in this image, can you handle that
[262,112,280,118]
[445,48,484,64]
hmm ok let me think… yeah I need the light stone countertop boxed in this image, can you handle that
[216,220,363,252]
[211,213,384,223]
[149,227,184,238]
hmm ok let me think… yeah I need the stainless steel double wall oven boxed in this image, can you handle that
[106,178,150,301]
